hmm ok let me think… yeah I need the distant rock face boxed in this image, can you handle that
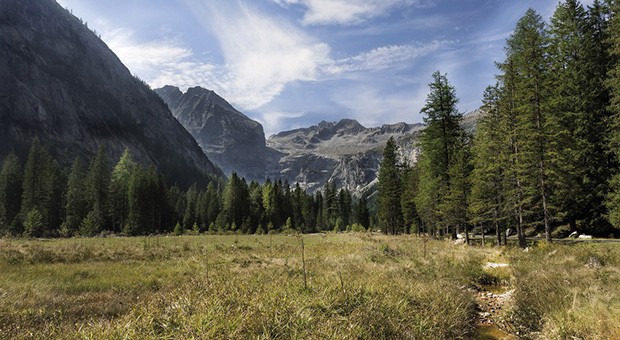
[155,86,281,181]
[267,120,423,193]
[0,0,222,186]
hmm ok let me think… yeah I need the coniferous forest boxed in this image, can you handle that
[378,0,620,244]
[0,140,369,238]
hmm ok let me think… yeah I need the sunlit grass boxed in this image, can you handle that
[1,234,617,338]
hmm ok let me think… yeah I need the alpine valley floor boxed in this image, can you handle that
[0,234,618,339]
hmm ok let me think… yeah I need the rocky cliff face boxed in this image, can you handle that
[0,0,222,186]
[154,86,280,181]
[267,120,423,193]
[154,81,424,192]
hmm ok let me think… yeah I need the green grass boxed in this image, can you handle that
[0,234,618,339]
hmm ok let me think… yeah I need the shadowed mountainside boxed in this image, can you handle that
[0,0,222,186]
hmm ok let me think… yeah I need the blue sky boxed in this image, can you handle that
[56,0,594,136]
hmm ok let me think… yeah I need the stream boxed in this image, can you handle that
[474,263,516,339]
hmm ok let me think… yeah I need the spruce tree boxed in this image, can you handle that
[606,0,620,228]
[378,137,403,234]
[19,139,55,236]
[84,145,110,234]
[0,152,22,234]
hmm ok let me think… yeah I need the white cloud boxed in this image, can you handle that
[181,1,332,110]
[272,0,419,25]
[93,1,449,132]
[325,41,446,76]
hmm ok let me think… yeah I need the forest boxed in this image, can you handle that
[0,140,371,238]
[377,0,620,246]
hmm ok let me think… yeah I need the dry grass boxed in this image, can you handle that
[0,234,485,339]
[2,234,616,339]
[506,242,620,339]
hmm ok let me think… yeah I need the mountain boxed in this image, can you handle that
[0,0,222,186]
[154,86,280,181]
[267,120,424,193]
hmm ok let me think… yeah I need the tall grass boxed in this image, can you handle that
[507,242,620,339]
[0,234,483,339]
[2,234,616,338]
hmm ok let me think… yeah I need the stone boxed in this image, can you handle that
[585,256,603,268]
[578,235,592,239]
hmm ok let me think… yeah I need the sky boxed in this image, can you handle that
[56,0,594,136]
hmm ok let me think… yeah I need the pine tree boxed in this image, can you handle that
[0,152,22,234]
[378,137,403,234]
[63,157,88,235]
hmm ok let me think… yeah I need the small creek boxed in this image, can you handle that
[474,263,516,339]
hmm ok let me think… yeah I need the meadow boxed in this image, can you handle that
[0,233,618,339]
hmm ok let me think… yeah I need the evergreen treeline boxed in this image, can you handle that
[377,0,620,244]
[0,141,369,237]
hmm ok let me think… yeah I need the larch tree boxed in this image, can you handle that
[469,85,508,246]
[415,71,463,237]
[109,148,137,232]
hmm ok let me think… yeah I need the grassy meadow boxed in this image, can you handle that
[0,233,618,339]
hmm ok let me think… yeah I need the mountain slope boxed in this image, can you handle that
[0,0,222,186]
[155,86,280,181]
[267,120,424,193]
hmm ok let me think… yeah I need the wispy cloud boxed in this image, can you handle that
[272,0,420,25]
[332,85,428,128]
[324,41,447,76]
[185,1,331,110]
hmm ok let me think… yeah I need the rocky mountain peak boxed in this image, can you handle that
[155,85,280,181]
